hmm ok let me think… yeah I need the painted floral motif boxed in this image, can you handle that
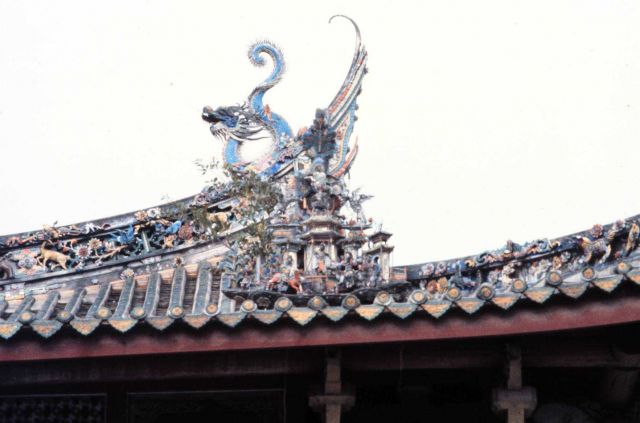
[74,245,91,260]
[12,249,44,276]
[88,238,102,251]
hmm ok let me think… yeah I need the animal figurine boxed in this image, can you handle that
[0,259,13,280]
[207,211,231,232]
[112,225,137,245]
[498,262,519,290]
[575,236,611,264]
[38,242,69,270]
[624,222,639,256]
[606,220,625,242]
[42,223,62,239]
[163,235,176,248]
[164,220,182,235]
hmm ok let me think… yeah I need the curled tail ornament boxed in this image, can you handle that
[325,15,368,176]
[247,42,286,118]
[244,41,294,176]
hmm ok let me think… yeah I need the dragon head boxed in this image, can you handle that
[202,104,271,144]
[202,101,282,172]
[202,41,294,174]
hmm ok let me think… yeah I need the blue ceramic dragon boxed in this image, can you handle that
[202,15,367,178]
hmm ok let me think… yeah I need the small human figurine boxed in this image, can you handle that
[353,257,365,287]
[266,271,280,291]
[338,252,355,289]
[287,270,304,294]
[369,256,381,287]
[238,275,249,290]
[239,265,252,290]
[313,245,328,275]
[266,255,294,291]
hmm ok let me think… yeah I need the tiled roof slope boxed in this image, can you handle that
[0,214,639,340]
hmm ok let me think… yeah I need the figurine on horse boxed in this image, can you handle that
[266,254,304,294]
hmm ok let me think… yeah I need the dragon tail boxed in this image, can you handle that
[247,41,286,117]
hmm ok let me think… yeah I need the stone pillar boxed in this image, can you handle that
[378,247,392,282]
[304,243,317,274]
[309,350,355,423]
[492,344,537,423]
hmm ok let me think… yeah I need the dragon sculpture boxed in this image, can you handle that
[202,15,367,177]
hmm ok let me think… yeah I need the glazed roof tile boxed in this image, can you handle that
[0,215,638,341]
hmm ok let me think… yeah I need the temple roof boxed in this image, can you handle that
[2,16,640,346]
[0,211,639,341]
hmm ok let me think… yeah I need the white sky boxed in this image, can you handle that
[1,1,639,266]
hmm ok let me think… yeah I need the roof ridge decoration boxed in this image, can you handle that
[1,17,640,341]
[202,15,366,177]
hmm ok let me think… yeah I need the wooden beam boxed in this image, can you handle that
[309,350,355,423]
[1,331,638,387]
[492,345,537,423]
[0,348,324,387]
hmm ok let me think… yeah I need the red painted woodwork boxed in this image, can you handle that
[0,294,638,362]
